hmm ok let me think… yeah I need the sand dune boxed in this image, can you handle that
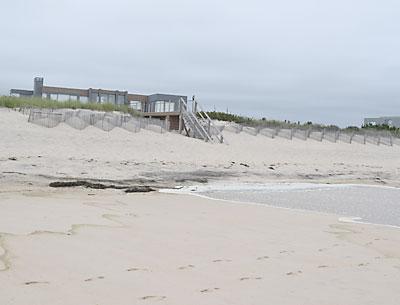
[1,108,400,304]
[1,108,399,187]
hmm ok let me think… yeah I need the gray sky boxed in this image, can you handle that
[1,0,399,126]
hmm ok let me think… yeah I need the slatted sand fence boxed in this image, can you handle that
[221,121,400,147]
[28,109,63,128]
[27,108,167,134]
[259,127,277,138]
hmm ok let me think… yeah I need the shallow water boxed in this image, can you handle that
[191,183,400,227]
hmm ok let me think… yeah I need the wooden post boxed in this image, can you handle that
[166,115,170,131]
[178,114,183,133]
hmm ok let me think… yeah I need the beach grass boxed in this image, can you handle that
[0,96,141,116]
[204,111,400,136]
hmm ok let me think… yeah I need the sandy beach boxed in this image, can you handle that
[1,108,400,188]
[1,108,400,304]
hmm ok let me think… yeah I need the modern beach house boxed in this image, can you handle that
[10,77,188,131]
[10,77,224,143]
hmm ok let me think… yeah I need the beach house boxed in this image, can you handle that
[10,77,188,131]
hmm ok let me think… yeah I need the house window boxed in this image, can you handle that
[100,94,108,104]
[129,101,142,110]
[58,94,70,101]
[165,101,175,112]
[117,95,125,105]
[108,94,116,104]
[90,92,99,102]
[154,101,163,112]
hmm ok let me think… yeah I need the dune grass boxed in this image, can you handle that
[0,96,141,116]
[204,111,400,137]
[203,111,332,129]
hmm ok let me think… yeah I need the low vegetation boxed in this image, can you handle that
[204,111,336,129]
[204,111,400,136]
[0,96,140,116]
[362,123,400,137]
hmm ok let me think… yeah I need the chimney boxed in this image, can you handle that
[33,77,44,98]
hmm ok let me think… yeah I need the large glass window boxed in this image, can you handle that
[152,101,176,112]
[165,101,175,112]
[79,96,88,103]
[100,94,108,104]
[117,95,125,105]
[90,92,98,103]
[154,101,163,112]
[129,101,142,111]
[108,94,116,104]
[58,94,70,101]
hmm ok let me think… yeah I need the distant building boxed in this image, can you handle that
[364,116,400,128]
[10,77,188,130]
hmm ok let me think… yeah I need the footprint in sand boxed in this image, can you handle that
[126,267,148,272]
[286,270,303,276]
[178,264,195,270]
[24,281,49,285]
[140,296,166,301]
[200,288,220,293]
[280,250,294,255]
[318,265,329,269]
[212,259,232,263]
[84,276,105,282]
[256,256,269,260]
[239,276,262,281]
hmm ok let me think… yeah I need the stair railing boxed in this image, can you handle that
[180,98,212,142]
[195,102,224,143]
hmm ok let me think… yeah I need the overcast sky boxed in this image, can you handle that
[1,0,399,126]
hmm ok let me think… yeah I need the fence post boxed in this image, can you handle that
[349,132,355,144]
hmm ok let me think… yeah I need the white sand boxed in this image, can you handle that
[1,108,400,304]
[1,108,399,186]
[0,189,399,305]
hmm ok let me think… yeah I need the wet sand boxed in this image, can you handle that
[1,187,400,305]
[183,183,400,227]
